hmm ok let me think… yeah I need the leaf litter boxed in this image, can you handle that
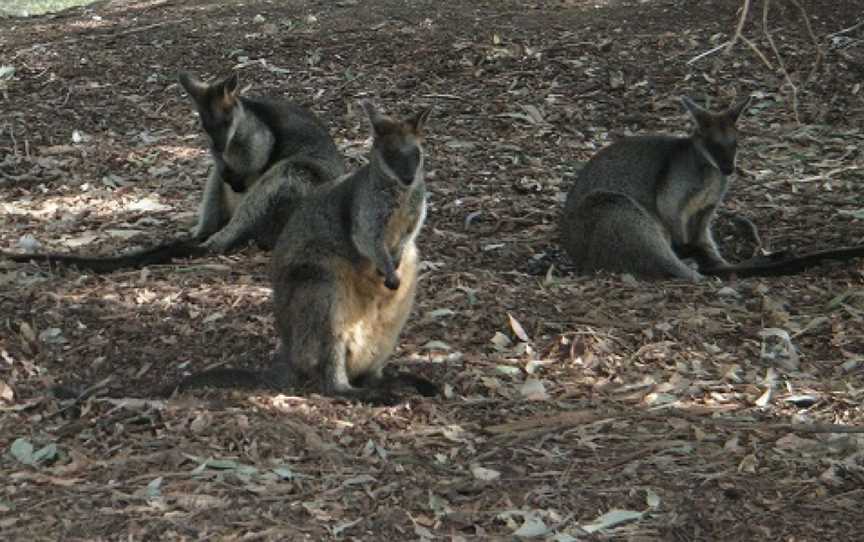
[1,0,863,540]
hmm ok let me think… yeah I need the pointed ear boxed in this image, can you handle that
[409,106,433,135]
[178,71,208,102]
[359,99,385,138]
[681,96,711,129]
[219,72,241,107]
[727,95,752,123]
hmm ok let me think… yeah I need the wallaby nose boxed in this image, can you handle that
[720,163,735,176]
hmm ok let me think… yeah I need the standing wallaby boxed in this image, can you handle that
[560,95,752,280]
[1,71,345,271]
[172,100,438,404]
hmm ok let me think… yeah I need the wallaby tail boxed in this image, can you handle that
[1,237,204,273]
[160,367,280,397]
[704,244,864,278]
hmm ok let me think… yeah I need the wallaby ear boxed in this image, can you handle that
[219,72,241,107]
[359,99,386,138]
[727,95,752,123]
[409,106,434,135]
[681,96,712,129]
[178,71,208,101]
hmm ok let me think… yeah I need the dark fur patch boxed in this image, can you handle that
[286,263,329,282]
[381,145,421,184]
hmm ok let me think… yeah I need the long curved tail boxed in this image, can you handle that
[704,244,864,278]
[1,237,204,273]
[160,367,277,397]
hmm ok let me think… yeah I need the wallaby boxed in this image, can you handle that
[171,100,438,404]
[1,71,345,271]
[560,95,751,281]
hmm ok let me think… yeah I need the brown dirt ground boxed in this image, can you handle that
[1,0,863,540]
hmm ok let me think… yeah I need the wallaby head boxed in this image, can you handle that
[360,100,433,186]
[682,95,751,176]
[179,72,243,153]
[179,71,274,175]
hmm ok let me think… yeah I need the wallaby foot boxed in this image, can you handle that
[386,372,440,397]
[326,382,402,406]
[355,370,440,397]
[676,243,727,273]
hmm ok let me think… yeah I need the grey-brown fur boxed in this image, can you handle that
[175,101,437,404]
[560,95,752,280]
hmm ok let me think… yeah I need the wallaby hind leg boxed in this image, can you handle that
[275,275,398,405]
[565,192,702,281]
[193,168,228,241]
[687,206,728,271]
[202,160,316,253]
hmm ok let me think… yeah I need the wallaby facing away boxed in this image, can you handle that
[1,71,345,271]
[174,101,438,404]
[560,95,752,280]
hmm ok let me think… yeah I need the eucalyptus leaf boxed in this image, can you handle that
[10,438,34,465]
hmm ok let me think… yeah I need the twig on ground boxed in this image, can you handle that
[688,42,729,65]
[826,21,864,40]
[762,0,801,124]
[722,0,752,57]
[787,0,825,82]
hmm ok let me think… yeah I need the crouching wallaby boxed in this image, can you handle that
[1,71,345,272]
[172,100,438,404]
[560,95,751,280]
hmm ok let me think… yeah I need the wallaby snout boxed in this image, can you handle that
[708,142,737,176]
[383,145,423,185]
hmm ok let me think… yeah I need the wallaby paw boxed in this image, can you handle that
[384,273,401,290]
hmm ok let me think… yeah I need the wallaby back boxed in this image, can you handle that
[560,95,751,280]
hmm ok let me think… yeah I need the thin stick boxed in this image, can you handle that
[762,0,801,124]
[688,41,729,65]
[787,0,825,82]
[741,35,775,70]
[826,21,864,39]
[723,0,752,56]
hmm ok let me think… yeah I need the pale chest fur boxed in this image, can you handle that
[680,169,727,243]
[659,168,728,245]
[336,243,420,380]
[385,191,425,251]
